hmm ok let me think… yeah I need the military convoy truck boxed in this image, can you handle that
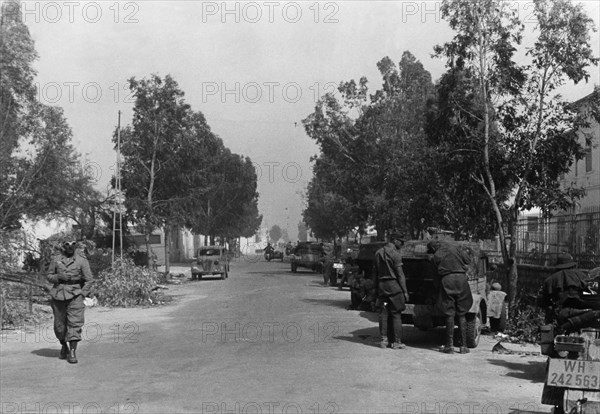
[351,240,489,348]
[291,242,324,273]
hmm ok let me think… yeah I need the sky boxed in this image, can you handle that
[18,0,600,240]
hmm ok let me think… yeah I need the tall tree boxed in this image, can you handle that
[297,221,308,242]
[434,0,599,303]
[117,74,192,268]
[0,1,106,235]
[0,0,37,165]
[269,225,282,244]
[303,51,440,238]
[302,176,356,241]
[185,148,261,244]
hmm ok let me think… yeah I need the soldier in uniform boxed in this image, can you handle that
[538,253,600,412]
[427,240,473,354]
[538,253,600,334]
[321,243,335,287]
[374,233,409,350]
[46,239,94,364]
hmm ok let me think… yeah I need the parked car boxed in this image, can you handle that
[351,240,489,348]
[291,242,324,273]
[191,246,230,280]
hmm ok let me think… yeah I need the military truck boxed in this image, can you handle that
[291,242,325,273]
[352,240,489,348]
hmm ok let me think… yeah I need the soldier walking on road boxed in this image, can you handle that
[427,240,473,354]
[374,233,409,350]
[46,238,94,364]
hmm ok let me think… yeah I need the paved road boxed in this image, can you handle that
[1,256,548,413]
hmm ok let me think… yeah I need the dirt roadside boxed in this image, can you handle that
[1,262,549,413]
[0,264,194,349]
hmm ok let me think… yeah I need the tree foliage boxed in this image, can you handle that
[432,0,599,303]
[269,225,282,243]
[0,1,103,233]
[117,74,262,264]
[303,51,456,240]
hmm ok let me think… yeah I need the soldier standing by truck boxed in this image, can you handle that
[427,240,473,354]
[374,233,409,350]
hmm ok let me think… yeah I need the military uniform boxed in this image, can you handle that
[538,254,600,409]
[374,241,408,349]
[46,246,93,363]
[322,244,335,287]
[428,240,473,354]
[349,272,376,311]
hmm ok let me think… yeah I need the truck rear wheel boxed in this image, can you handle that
[466,308,482,348]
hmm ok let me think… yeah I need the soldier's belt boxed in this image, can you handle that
[58,280,82,285]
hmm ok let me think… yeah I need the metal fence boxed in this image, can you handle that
[514,207,600,269]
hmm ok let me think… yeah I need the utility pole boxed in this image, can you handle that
[112,111,124,265]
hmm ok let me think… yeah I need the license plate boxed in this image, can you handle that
[333,263,344,269]
[547,359,600,390]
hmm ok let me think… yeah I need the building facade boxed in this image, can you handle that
[560,91,600,213]
[514,91,600,268]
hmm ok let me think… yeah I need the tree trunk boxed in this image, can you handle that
[164,224,170,274]
[145,223,152,268]
[506,210,519,305]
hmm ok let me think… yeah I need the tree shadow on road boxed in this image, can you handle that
[246,270,288,276]
[486,358,547,383]
[336,325,448,351]
[31,348,59,358]
[302,297,351,309]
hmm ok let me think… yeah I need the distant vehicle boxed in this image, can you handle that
[330,243,360,287]
[285,243,294,256]
[265,250,284,262]
[191,246,229,280]
[291,242,324,273]
[352,240,490,348]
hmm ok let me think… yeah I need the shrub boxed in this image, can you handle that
[1,281,51,329]
[1,282,25,328]
[504,298,545,343]
[88,248,113,277]
[93,258,164,307]
[126,245,158,268]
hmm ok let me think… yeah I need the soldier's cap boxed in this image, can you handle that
[389,233,405,243]
[555,252,576,269]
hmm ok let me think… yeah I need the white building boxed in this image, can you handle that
[560,91,600,213]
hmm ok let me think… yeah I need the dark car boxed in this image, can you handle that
[291,242,324,273]
[350,240,489,348]
[191,246,230,280]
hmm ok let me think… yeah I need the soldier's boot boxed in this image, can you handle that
[459,315,469,354]
[379,338,389,349]
[442,317,454,354]
[68,340,78,364]
[59,341,68,360]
